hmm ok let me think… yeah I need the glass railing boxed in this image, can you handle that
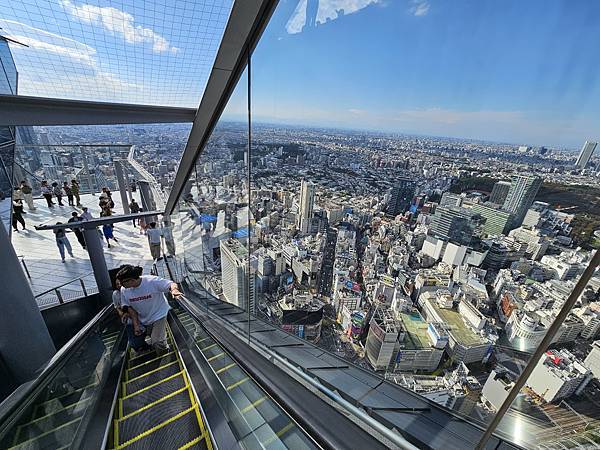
[0,306,122,449]
[164,1,600,448]
[170,300,320,449]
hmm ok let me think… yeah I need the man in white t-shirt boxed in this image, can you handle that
[116,265,182,354]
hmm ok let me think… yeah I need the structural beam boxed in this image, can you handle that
[0,95,196,126]
[165,0,279,215]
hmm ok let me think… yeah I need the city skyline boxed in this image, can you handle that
[0,1,599,147]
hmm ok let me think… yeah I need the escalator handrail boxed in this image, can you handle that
[175,294,419,450]
[0,305,114,435]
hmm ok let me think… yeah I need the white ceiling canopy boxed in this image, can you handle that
[0,0,233,107]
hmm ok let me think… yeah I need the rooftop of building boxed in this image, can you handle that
[398,311,432,350]
[427,301,488,347]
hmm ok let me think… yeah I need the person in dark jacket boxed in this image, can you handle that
[12,199,26,231]
[52,182,64,206]
[41,180,54,207]
[63,181,74,206]
[68,211,86,249]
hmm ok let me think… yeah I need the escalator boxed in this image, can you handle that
[108,327,211,449]
[0,300,323,450]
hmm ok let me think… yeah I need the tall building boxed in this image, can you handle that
[365,307,400,371]
[386,177,415,216]
[429,206,480,246]
[472,203,512,237]
[575,141,597,169]
[297,179,315,234]
[584,340,600,379]
[527,350,593,402]
[220,238,255,313]
[502,175,542,229]
[489,181,511,205]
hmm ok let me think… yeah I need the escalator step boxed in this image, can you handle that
[117,389,194,444]
[117,407,202,450]
[127,353,178,380]
[124,361,181,396]
[128,350,161,368]
[121,373,186,417]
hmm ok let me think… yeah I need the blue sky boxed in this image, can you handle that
[1,0,599,148]
[237,0,600,148]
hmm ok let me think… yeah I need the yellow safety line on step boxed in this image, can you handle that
[178,434,206,450]
[192,405,213,450]
[206,352,225,363]
[118,386,190,421]
[196,337,210,344]
[7,417,81,450]
[240,397,266,414]
[128,351,175,371]
[226,377,249,391]
[200,343,217,352]
[114,418,119,450]
[127,350,156,366]
[215,363,236,375]
[125,360,180,384]
[116,406,196,448]
[262,422,295,446]
[121,371,184,400]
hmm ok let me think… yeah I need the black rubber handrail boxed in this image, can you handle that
[0,305,113,440]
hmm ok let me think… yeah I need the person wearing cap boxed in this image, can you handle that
[116,265,182,354]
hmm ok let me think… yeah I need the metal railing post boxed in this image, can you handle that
[79,278,88,297]
[55,289,64,304]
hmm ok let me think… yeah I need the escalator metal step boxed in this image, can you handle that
[117,389,194,444]
[127,353,178,380]
[117,407,203,450]
[127,350,161,368]
[121,373,186,417]
[124,361,181,396]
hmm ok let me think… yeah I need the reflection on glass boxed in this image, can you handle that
[178,70,250,313]
[240,0,600,448]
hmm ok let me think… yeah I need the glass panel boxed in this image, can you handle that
[246,1,600,449]
[10,124,189,308]
[0,317,121,449]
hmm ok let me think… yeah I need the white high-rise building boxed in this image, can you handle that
[584,341,600,379]
[575,141,597,170]
[297,179,315,234]
[220,239,255,313]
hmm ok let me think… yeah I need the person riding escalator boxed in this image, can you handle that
[116,265,183,356]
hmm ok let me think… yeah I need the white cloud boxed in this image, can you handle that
[60,0,178,54]
[286,0,381,34]
[409,0,430,17]
[0,19,139,99]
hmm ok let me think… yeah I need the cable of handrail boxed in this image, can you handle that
[175,294,419,450]
[34,270,95,298]
[0,305,114,435]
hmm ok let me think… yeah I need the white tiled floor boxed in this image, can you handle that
[11,193,157,307]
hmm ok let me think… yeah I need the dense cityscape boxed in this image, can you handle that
[15,119,599,447]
